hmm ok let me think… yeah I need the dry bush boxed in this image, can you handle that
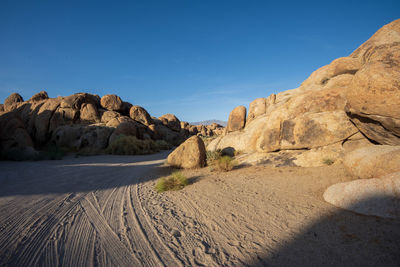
[155,171,189,192]
[216,155,237,171]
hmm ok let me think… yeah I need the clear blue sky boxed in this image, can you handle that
[0,0,399,122]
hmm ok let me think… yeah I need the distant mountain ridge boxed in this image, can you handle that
[190,120,227,127]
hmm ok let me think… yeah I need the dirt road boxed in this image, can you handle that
[0,152,399,266]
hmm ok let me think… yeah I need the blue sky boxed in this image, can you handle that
[0,0,399,122]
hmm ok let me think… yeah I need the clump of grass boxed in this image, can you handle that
[206,149,222,166]
[155,171,189,192]
[155,140,173,150]
[322,158,335,165]
[216,155,237,171]
[106,135,160,155]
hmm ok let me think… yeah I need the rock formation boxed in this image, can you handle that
[208,19,400,167]
[0,90,224,158]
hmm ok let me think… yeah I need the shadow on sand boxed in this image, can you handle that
[246,195,400,267]
[0,151,173,197]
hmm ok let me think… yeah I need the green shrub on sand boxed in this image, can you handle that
[155,171,189,192]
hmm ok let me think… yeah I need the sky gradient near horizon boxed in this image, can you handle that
[1,0,399,122]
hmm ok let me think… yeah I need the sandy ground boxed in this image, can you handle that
[0,151,399,266]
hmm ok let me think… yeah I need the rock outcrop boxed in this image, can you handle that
[130,106,153,126]
[323,172,400,219]
[0,90,225,158]
[167,136,206,168]
[4,93,24,112]
[343,145,400,179]
[100,94,123,111]
[159,114,181,132]
[208,19,400,167]
[226,106,246,133]
[345,19,400,145]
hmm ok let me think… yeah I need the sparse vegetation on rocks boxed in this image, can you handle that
[155,171,189,192]
[322,158,335,165]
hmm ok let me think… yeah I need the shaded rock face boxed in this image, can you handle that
[100,94,123,111]
[129,106,153,126]
[0,112,34,151]
[159,114,181,132]
[344,145,400,179]
[323,172,400,219]
[345,20,400,145]
[51,124,114,150]
[226,106,246,133]
[4,93,24,112]
[167,136,206,168]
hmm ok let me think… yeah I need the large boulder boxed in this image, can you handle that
[29,91,49,102]
[343,145,400,179]
[80,103,100,123]
[129,105,153,126]
[323,172,400,219]
[4,93,24,112]
[345,19,400,145]
[101,110,120,124]
[100,94,123,111]
[167,135,206,168]
[159,114,181,132]
[226,106,246,133]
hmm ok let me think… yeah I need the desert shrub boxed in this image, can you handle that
[155,171,189,192]
[155,140,173,150]
[217,155,237,171]
[322,158,335,165]
[106,135,159,155]
[206,149,222,165]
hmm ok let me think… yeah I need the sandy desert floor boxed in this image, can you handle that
[0,151,399,266]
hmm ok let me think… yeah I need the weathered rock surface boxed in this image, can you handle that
[344,145,400,179]
[167,136,206,168]
[4,93,24,112]
[29,91,49,102]
[101,110,120,124]
[100,94,123,111]
[159,114,181,132]
[345,19,400,145]
[226,106,246,133]
[323,172,400,219]
[130,105,153,126]
[80,103,100,123]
